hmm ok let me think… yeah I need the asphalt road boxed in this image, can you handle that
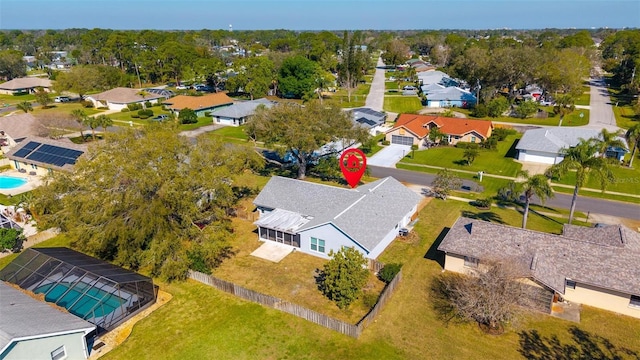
[369,165,640,220]
[364,57,386,111]
[586,77,618,130]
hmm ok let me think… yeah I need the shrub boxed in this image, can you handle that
[127,103,142,111]
[362,292,379,308]
[82,100,94,108]
[487,97,510,117]
[471,104,488,118]
[492,127,515,141]
[481,136,498,150]
[144,101,152,108]
[121,108,130,112]
[381,140,390,146]
[204,111,212,117]
[318,247,369,309]
[378,263,402,284]
[471,197,492,208]
[130,113,140,118]
[137,109,154,119]
[455,142,479,149]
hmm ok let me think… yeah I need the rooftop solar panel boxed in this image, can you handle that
[23,143,84,168]
[13,148,33,158]
[22,141,41,151]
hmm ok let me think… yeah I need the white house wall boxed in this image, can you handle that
[1,332,91,360]
[517,150,558,164]
[563,282,640,319]
[298,223,368,260]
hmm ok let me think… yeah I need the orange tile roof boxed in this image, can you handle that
[164,93,233,111]
[390,114,493,139]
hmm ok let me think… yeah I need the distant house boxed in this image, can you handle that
[0,77,52,95]
[438,217,640,319]
[416,70,449,86]
[423,86,476,108]
[253,176,422,260]
[350,107,387,135]
[0,113,42,145]
[0,282,96,359]
[4,136,87,175]
[86,87,164,111]
[516,128,628,164]
[164,93,233,117]
[212,98,273,126]
[385,114,493,146]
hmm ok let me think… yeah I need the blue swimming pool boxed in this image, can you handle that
[0,176,27,189]
[35,282,124,319]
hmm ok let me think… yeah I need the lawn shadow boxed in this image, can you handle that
[518,326,640,360]
[504,138,520,159]
[460,210,505,224]
[424,227,449,268]
[453,159,468,166]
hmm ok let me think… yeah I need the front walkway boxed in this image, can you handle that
[368,144,411,167]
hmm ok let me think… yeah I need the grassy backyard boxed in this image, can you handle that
[29,102,102,117]
[574,86,591,106]
[401,134,523,177]
[205,125,251,144]
[383,96,422,113]
[97,198,640,360]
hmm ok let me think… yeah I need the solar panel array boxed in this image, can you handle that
[12,141,84,167]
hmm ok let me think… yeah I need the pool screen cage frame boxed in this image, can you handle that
[0,247,157,332]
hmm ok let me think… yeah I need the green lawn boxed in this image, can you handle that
[401,135,523,177]
[206,126,250,144]
[575,86,591,106]
[29,103,102,117]
[552,185,640,205]
[612,104,639,130]
[385,81,399,90]
[455,108,589,127]
[100,199,640,360]
[0,93,36,106]
[178,116,215,131]
[383,96,422,113]
[552,164,640,195]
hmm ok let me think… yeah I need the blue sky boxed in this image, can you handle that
[1,0,638,30]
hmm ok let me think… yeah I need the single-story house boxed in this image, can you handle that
[0,77,52,95]
[164,93,233,117]
[516,128,628,164]
[85,87,164,111]
[4,136,87,175]
[423,86,477,108]
[438,217,640,319]
[0,282,96,359]
[350,107,387,135]
[417,70,449,86]
[253,176,422,260]
[212,98,273,126]
[0,113,43,145]
[385,114,493,146]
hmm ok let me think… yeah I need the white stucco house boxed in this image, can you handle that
[438,217,640,319]
[212,98,273,126]
[516,128,628,164]
[253,176,422,260]
[0,282,96,359]
[85,87,164,111]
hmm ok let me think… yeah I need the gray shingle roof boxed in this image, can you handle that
[0,113,42,141]
[88,87,163,104]
[0,282,95,352]
[254,176,421,252]
[0,77,52,90]
[515,128,601,154]
[438,217,640,296]
[212,98,273,119]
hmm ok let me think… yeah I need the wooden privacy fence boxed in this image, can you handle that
[188,268,403,338]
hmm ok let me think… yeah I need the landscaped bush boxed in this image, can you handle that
[204,111,212,117]
[471,104,489,118]
[470,198,492,209]
[130,113,140,118]
[144,101,153,109]
[492,127,516,141]
[127,103,142,111]
[381,140,390,146]
[487,97,510,117]
[378,263,402,284]
[481,136,498,150]
[121,108,130,112]
[82,100,94,108]
[137,109,154,119]
[362,291,379,308]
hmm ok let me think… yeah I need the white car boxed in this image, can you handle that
[175,84,188,90]
[54,96,70,103]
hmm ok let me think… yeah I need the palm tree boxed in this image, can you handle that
[516,170,554,229]
[84,116,101,141]
[16,101,33,113]
[549,139,615,224]
[595,128,626,159]
[95,114,113,134]
[463,148,479,165]
[626,123,640,167]
[71,109,88,140]
[553,94,575,126]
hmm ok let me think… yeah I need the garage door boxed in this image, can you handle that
[391,135,414,145]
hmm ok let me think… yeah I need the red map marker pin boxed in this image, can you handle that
[340,148,367,188]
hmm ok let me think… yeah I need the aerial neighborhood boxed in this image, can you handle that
[0,10,639,359]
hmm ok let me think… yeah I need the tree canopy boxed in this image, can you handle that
[31,125,264,280]
[318,247,369,309]
[246,101,369,179]
[277,55,321,99]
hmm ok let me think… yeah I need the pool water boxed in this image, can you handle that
[35,282,124,319]
[0,176,27,189]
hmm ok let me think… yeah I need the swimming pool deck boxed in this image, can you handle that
[0,170,43,196]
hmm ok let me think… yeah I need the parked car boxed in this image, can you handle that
[152,114,169,121]
[54,96,70,103]
[398,228,409,237]
[195,85,212,92]
[175,84,189,90]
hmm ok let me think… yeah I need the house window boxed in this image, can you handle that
[310,237,325,253]
[51,345,66,360]
[463,256,479,268]
[565,279,576,290]
[630,295,640,308]
[471,136,477,143]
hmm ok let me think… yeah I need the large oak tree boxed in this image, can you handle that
[31,125,264,280]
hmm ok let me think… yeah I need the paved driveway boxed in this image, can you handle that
[368,144,411,167]
[364,56,386,111]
